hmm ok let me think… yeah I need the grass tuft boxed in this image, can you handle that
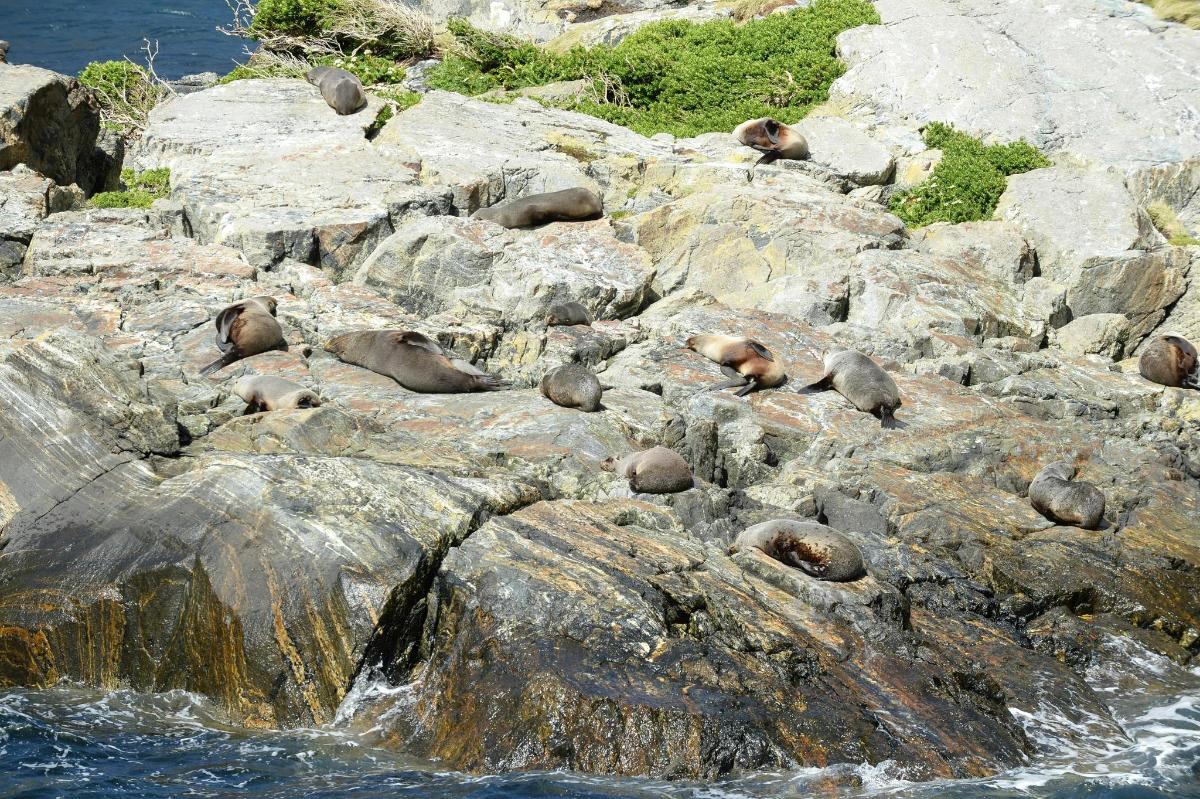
[1147,200,1200,246]
[1141,0,1200,28]
[89,168,171,209]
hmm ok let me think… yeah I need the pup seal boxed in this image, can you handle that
[729,520,866,582]
[472,188,603,229]
[546,302,592,327]
[541,363,602,411]
[604,446,693,494]
[686,333,786,396]
[1138,334,1198,389]
[326,329,507,393]
[199,296,286,377]
[733,117,809,167]
[1028,461,1105,530]
[306,66,367,115]
[804,349,902,428]
[232,375,321,413]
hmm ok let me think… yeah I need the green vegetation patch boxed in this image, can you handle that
[221,52,405,86]
[89,168,171,209]
[246,0,435,61]
[78,60,166,138]
[888,123,1050,228]
[426,0,881,138]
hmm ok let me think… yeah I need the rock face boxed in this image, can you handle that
[2,50,1199,786]
[0,64,103,192]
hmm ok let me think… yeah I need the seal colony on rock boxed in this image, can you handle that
[541,363,603,411]
[804,349,902,428]
[546,302,592,327]
[232,375,321,413]
[327,329,508,393]
[733,117,809,167]
[729,520,866,582]
[1029,461,1106,529]
[471,188,603,229]
[604,446,694,494]
[1138,334,1198,389]
[199,296,286,377]
[306,66,367,115]
[686,334,786,396]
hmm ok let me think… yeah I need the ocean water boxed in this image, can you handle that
[2,635,1198,799]
[0,0,248,79]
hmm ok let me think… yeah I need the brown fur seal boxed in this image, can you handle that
[733,117,809,167]
[199,296,286,377]
[0,41,9,63]
[603,446,693,494]
[1029,462,1105,530]
[471,188,603,229]
[306,66,367,115]
[1138,334,1198,389]
[729,520,866,582]
[326,329,507,393]
[804,349,901,428]
[686,333,786,396]
[232,375,321,413]
[541,363,602,411]
[546,302,592,327]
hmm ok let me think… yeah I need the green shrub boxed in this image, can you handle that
[246,0,435,60]
[427,0,881,138]
[888,123,1051,227]
[249,0,334,39]
[78,60,166,137]
[89,168,171,209]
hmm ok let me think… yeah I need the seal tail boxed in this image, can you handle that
[879,407,900,429]
[199,352,239,377]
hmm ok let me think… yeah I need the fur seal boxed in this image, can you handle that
[1028,462,1105,530]
[729,520,866,582]
[604,446,693,494]
[541,363,602,411]
[306,66,367,115]
[804,349,902,428]
[733,117,809,167]
[686,334,786,396]
[1138,334,1198,389]
[199,296,286,377]
[232,375,321,413]
[0,41,9,63]
[326,329,507,393]
[546,302,592,327]
[471,188,603,229]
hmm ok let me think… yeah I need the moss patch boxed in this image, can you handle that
[89,168,171,209]
[426,0,881,138]
[888,123,1050,228]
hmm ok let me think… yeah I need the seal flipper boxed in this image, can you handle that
[746,340,774,362]
[734,377,759,397]
[878,407,900,429]
[793,558,828,578]
[754,150,782,167]
[200,351,240,377]
[242,399,267,415]
[799,375,833,393]
[214,306,243,352]
[704,365,748,393]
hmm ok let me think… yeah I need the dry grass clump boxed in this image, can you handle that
[223,0,434,60]
[1147,200,1200,246]
[1142,0,1200,28]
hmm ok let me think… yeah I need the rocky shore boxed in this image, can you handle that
[1,0,1198,783]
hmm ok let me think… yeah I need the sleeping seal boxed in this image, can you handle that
[804,349,902,428]
[729,519,866,582]
[0,41,9,63]
[686,333,786,396]
[603,446,693,494]
[232,375,321,413]
[326,329,507,393]
[1028,461,1105,530]
[546,301,592,327]
[472,188,603,229]
[541,363,603,411]
[199,296,286,377]
[1138,334,1198,389]
[733,117,809,167]
[306,66,367,115]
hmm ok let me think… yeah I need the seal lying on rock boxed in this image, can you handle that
[326,329,507,393]
[306,66,367,115]
[686,334,786,396]
[1029,461,1105,529]
[804,349,902,428]
[733,117,809,167]
[541,363,602,411]
[0,41,9,63]
[200,296,286,377]
[1138,334,1198,389]
[232,375,321,413]
[472,188,603,229]
[729,520,866,582]
[546,302,592,327]
[603,446,693,494]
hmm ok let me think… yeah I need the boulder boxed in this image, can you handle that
[0,64,102,191]
[795,116,895,186]
[0,165,82,275]
[1053,313,1131,359]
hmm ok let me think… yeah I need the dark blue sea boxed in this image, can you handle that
[0,0,247,79]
